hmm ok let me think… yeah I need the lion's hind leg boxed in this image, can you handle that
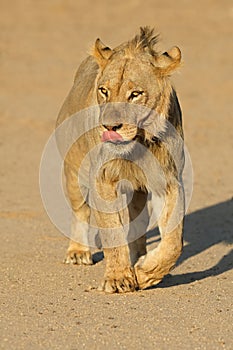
[64,166,93,265]
[65,241,93,265]
[64,206,93,265]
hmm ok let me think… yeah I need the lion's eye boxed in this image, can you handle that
[129,91,144,100]
[99,87,108,97]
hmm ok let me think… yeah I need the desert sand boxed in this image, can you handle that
[0,0,232,349]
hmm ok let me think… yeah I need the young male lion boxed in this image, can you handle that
[56,27,185,293]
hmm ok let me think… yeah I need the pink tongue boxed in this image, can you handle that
[101,130,123,142]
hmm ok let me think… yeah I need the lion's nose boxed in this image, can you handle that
[103,124,123,132]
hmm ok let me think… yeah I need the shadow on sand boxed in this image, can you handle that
[92,199,233,287]
[156,198,233,288]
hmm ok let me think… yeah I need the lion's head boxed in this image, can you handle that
[92,27,182,155]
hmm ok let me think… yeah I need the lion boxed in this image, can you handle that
[56,27,184,293]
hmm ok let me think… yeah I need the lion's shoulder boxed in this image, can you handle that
[57,56,99,127]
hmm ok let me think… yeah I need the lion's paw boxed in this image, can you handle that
[64,250,93,265]
[134,254,168,289]
[135,264,162,290]
[98,268,138,293]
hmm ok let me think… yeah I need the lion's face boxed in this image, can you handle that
[96,54,162,155]
[92,38,181,155]
[97,54,161,108]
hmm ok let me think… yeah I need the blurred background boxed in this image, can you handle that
[0,1,232,348]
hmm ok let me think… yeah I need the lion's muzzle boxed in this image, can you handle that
[101,130,123,143]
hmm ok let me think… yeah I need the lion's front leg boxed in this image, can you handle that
[93,182,141,293]
[135,223,183,289]
[98,246,138,293]
[99,236,146,293]
[135,185,184,289]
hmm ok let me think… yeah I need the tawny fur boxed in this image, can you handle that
[57,27,184,293]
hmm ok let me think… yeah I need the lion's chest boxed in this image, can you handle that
[97,158,147,192]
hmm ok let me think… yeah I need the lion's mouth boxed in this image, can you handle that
[101,130,124,143]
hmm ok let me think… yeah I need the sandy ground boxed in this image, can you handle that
[0,0,233,349]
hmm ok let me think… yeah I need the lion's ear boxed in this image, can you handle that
[156,46,182,75]
[92,38,113,67]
